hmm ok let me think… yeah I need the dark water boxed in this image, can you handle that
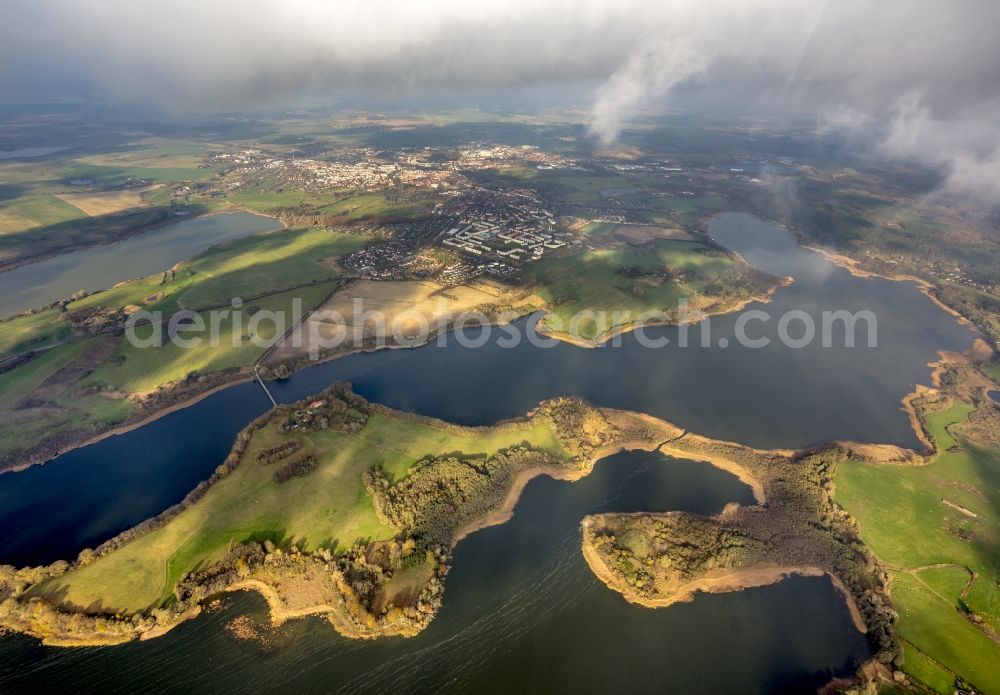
[989,390,999,404]
[0,214,974,568]
[0,211,282,319]
[0,451,869,694]
[0,212,972,691]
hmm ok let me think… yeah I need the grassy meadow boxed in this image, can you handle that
[835,402,1000,693]
[521,239,732,340]
[30,411,566,613]
[0,226,368,462]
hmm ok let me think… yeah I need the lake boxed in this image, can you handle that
[0,451,869,694]
[0,211,283,319]
[0,212,976,691]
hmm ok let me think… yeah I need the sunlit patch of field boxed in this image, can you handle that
[521,239,731,340]
[27,409,564,613]
[835,402,1000,693]
[272,278,540,363]
[0,195,88,235]
[75,140,212,169]
[86,284,335,394]
[614,225,695,245]
[55,187,156,216]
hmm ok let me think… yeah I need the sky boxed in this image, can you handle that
[3,0,1000,203]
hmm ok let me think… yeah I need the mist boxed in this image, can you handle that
[3,0,999,203]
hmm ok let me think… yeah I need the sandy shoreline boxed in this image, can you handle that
[579,521,868,633]
[658,437,770,504]
[533,275,793,349]
[6,209,985,475]
[450,434,668,547]
[807,245,977,330]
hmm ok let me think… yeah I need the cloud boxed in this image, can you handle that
[3,0,1000,203]
[879,96,1000,204]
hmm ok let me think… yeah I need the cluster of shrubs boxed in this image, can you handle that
[256,439,303,464]
[704,263,776,300]
[367,445,559,548]
[273,453,317,483]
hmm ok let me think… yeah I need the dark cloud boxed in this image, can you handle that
[3,0,999,202]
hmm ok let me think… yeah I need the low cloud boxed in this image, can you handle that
[3,0,1000,204]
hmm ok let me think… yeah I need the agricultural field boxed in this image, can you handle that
[67,226,370,315]
[87,283,335,394]
[0,139,220,267]
[835,402,1000,693]
[55,187,155,216]
[0,309,73,358]
[981,360,1000,384]
[0,194,87,234]
[28,408,566,613]
[318,192,435,220]
[270,278,541,364]
[521,239,734,340]
[0,226,369,464]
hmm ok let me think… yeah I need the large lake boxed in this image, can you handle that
[0,451,868,694]
[0,212,976,691]
[0,211,282,319]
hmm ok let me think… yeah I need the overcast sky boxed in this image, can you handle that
[3,0,1000,203]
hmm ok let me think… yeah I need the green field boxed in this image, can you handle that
[0,339,95,409]
[0,194,87,230]
[67,226,369,315]
[86,283,335,393]
[318,192,434,220]
[60,163,212,187]
[521,240,732,340]
[0,226,368,462]
[982,360,1000,384]
[31,411,566,612]
[835,402,1000,693]
[0,309,73,358]
[229,187,326,211]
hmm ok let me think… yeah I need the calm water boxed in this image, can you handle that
[0,211,282,319]
[0,146,70,160]
[0,451,869,694]
[0,212,974,691]
[0,214,975,568]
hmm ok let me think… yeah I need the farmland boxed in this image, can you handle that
[0,225,370,466]
[835,401,1000,693]
[521,239,746,341]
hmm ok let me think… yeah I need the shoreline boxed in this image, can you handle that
[2,270,781,476]
[806,245,978,331]
[450,432,671,547]
[0,205,279,278]
[0,206,284,321]
[532,275,792,349]
[4,208,982,475]
[579,526,867,633]
[0,392,897,655]
[657,436,770,504]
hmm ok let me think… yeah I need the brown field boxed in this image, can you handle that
[0,209,36,235]
[268,279,540,363]
[614,225,695,245]
[56,187,156,216]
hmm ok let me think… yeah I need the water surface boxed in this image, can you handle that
[0,211,282,319]
[0,146,70,160]
[0,211,952,692]
[0,451,869,694]
[0,213,975,567]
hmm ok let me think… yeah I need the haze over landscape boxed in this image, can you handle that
[0,2,998,694]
